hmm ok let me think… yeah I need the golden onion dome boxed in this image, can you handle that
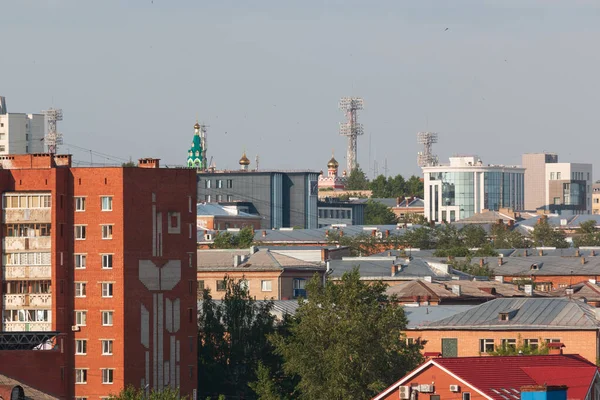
[327,155,339,168]
[239,152,251,165]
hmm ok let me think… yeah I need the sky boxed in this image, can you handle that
[1,0,600,177]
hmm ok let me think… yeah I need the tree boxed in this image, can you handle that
[198,278,279,399]
[211,226,255,249]
[448,256,493,277]
[109,386,185,400]
[369,175,390,198]
[401,227,434,249]
[573,220,600,247]
[346,165,369,190]
[405,175,424,198]
[460,225,488,248]
[364,200,398,225]
[271,269,422,400]
[490,222,528,249]
[388,174,407,198]
[121,161,137,167]
[532,218,568,248]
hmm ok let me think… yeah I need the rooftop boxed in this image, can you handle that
[196,248,324,272]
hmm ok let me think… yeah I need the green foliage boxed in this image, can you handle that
[490,223,528,249]
[198,278,280,399]
[345,165,370,190]
[488,337,549,356]
[369,174,423,199]
[449,256,493,277]
[270,269,423,400]
[400,227,435,249]
[532,218,569,248]
[364,200,398,225]
[400,213,428,225]
[121,161,137,167]
[573,220,600,247]
[109,385,185,399]
[211,226,255,249]
[460,225,488,248]
[327,231,382,256]
[405,175,424,198]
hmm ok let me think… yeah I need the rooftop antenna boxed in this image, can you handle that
[198,122,209,170]
[42,107,63,154]
[417,131,438,167]
[255,154,259,171]
[339,97,364,173]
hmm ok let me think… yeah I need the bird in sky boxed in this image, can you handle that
[445,28,449,31]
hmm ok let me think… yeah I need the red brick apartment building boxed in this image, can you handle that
[0,154,198,399]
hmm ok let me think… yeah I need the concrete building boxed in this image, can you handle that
[423,156,525,222]
[0,97,45,154]
[197,154,319,229]
[522,153,593,214]
[317,198,365,227]
[0,154,198,399]
[593,184,600,215]
[196,203,262,230]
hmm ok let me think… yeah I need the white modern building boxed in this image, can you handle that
[0,96,45,155]
[423,156,525,222]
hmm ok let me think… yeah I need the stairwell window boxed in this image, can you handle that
[75,225,86,240]
[101,225,113,239]
[101,196,113,211]
[75,369,87,384]
[75,197,86,212]
[75,282,87,298]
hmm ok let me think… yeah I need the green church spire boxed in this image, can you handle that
[187,122,203,168]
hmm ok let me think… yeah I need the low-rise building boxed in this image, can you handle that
[317,198,366,227]
[197,203,262,230]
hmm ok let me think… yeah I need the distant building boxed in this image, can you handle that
[187,122,203,168]
[522,153,593,214]
[592,183,600,215]
[0,96,45,154]
[423,156,525,222]
[317,153,346,190]
[197,203,262,230]
[196,152,319,229]
[317,198,365,227]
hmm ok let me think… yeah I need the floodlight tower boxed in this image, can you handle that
[43,108,63,154]
[417,131,439,167]
[339,97,364,173]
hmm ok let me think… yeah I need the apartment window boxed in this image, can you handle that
[557,172,561,179]
[75,339,87,355]
[204,180,211,189]
[546,338,561,343]
[204,195,211,203]
[101,196,113,211]
[75,254,86,269]
[550,172,555,180]
[102,311,114,326]
[217,179,223,188]
[217,194,223,202]
[102,369,114,384]
[102,254,113,269]
[75,397,88,400]
[524,338,539,350]
[75,225,86,240]
[101,225,113,239]
[102,339,113,355]
[75,369,87,384]
[75,282,87,297]
[75,311,87,326]
[463,393,471,400]
[501,339,517,350]
[75,197,86,211]
[553,197,560,205]
[0,145,5,152]
[216,280,226,292]
[227,195,233,202]
[102,283,113,298]
[479,338,494,353]
[261,280,272,292]
[198,280,205,290]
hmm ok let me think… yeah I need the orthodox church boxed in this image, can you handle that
[318,152,347,190]
[187,122,203,168]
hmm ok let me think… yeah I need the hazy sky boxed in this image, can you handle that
[2,0,600,177]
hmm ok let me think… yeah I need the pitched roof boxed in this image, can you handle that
[374,355,598,400]
[416,298,600,330]
[0,374,59,400]
[327,257,453,280]
[197,249,324,272]
[549,281,600,301]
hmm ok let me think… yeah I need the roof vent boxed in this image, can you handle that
[451,285,461,296]
[530,263,539,270]
[499,311,515,321]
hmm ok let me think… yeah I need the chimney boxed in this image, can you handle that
[479,258,485,268]
[340,230,344,237]
[581,256,586,265]
[262,230,267,237]
[524,284,533,296]
[547,342,565,355]
[498,257,503,266]
[576,249,581,257]
[524,249,528,257]
[250,245,258,254]
[391,264,398,276]
[138,158,160,168]
[538,250,543,256]
[371,229,377,237]
[396,197,401,207]
[325,230,329,237]
[508,219,515,227]
[592,250,596,257]
[321,248,330,261]
[452,285,461,296]
[385,229,390,238]
[233,254,242,267]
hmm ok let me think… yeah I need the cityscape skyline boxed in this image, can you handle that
[2,1,599,176]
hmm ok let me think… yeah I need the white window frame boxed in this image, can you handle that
[261,280,272,292]
[102,254,113,269]
[101,339,113,355]
[75,225,87,240]
[75,197,86,212]
[75,369,88,384]
[101,368,114,384]
[101,224,113,240]
[75,339,87,355]
[101,283,113,298]
[479,338,494,353]
[101,196,113,211]
[102,311,114,326]
[75,310,87,326]
[75,282,87,298]
[75,254,87,269]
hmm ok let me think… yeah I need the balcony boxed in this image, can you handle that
[3,294,52,309]
[3,209,51,224]
[3,265,51,280]
[2,322,52,332]
[3,237,51,251]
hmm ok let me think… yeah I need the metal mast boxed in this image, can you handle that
[417,131,439,167]
[43,108,63,154]
[199,123,208,170]
[339,97,364,173]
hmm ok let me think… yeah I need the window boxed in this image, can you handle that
[217,179,223,188]
[226,179,233,188]
[75,254,87,269]
[75,369,87,384]
[102,339,113,355]
[216,280,226,292]
[198,280,205,290]
[524,338,539,350]
[204,195,211,203]
[550,172,555,180]
[101,225,113,239]
[204,180,211,189]
[463,393,471,400]
[75,197,86,211]
[101,196,113,211]
[479,338,494,353]
[102,254,113,269]
[501,339,516,350]
[102,283,113,298]
[0,145,5,152]
[261,280,272,292]
[76,339,87,355]
[102,369,114,384]
[293,279,307,298]
[557,172,561,179]
[553,197,560,205]
[75,282,87,297]
[102,311,113,326]
[75,311,87,326]
[227,195,233,202]
[75,225,86,240]
[545,338,561,343]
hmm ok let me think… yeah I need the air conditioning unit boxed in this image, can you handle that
[71,325,80,332]
[419,384,434,393]
[398,386,411,399]
[450,385,460,392]
[376,231,383,239]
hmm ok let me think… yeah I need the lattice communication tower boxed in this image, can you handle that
[417,131,438,167]
[339,97,364,173]
[43,108,63,154]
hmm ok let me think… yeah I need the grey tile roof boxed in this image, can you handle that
[197,249,324,272]
[517,214,600,229]
[327,257,452,280]
[404,305,476,328]
[254,224,416,243]
[416,298,600,330]
[0,374,59,400]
